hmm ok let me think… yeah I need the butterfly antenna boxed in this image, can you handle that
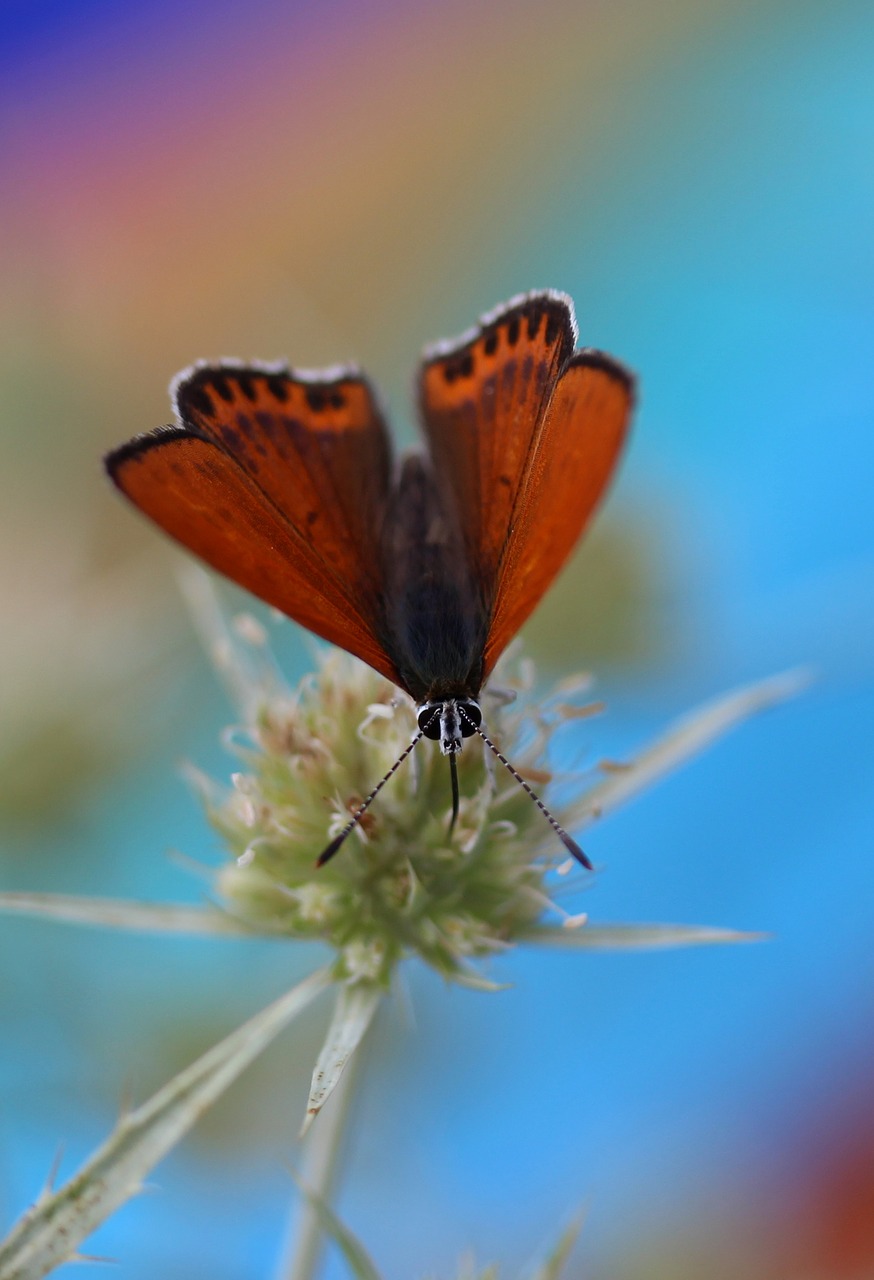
[448,751,460,833]
[462,713,593,870]
[317,731,424,867]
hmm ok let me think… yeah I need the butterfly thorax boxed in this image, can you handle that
[381,452,489,705]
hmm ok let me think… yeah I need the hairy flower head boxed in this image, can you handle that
[206,642,581,986]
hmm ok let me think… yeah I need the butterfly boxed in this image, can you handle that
[105,290,634,866]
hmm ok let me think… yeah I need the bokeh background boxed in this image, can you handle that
[2,0,873,1276]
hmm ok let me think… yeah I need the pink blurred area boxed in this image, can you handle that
[1,0,704,397]
[1,0,684,820]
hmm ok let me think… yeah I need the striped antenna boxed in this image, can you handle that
[460,708,592,870]
[316,731,424,866]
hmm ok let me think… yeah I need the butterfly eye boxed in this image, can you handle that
[417,703,442,738]
[458,700,482,736]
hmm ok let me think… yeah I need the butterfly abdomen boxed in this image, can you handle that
[381,453,488,703]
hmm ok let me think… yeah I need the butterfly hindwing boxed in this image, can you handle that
[483,350,634,673]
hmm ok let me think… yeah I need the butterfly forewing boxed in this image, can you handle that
[106,373,403,684]
[174,365,392,608]
[483,350,634,674]
[419,292,576,604]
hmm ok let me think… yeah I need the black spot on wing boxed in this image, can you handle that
[211,373,233,402]
[305,387,328,412]
[442,351,476,384]
[234,371,255,401]
[265,373,290,402]
[425,293,576,395]
[182,384,214,419]
[176,368,235,423]
[544,307,563,346]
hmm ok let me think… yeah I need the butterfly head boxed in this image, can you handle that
[417,698,482,756]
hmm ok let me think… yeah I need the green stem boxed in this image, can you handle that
[278,1022,368,1280]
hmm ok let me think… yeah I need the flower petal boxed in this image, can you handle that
[522,923,767,949]
[302,982,382,1135]
[0,892,250,936]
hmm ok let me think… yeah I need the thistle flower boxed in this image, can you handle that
[208,642,590,987]
[0,572,806,1279]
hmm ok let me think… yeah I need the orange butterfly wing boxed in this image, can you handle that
[419,293,634,679]
[106,366,401,685]
[483,350,634,673]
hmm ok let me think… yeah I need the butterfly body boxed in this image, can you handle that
[106,290,634,864]
[381,452,487,705]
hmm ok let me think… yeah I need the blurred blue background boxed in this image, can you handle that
[1,1,873,1276]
